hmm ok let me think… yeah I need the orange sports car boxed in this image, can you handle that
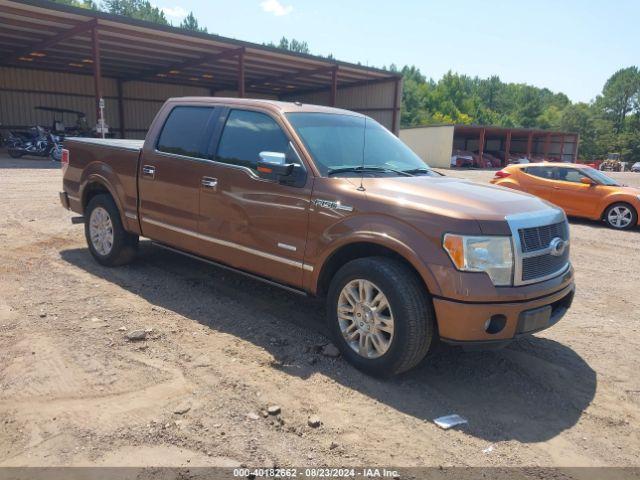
[490,163,640,230]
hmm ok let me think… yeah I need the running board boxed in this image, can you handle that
[151,242,308,297]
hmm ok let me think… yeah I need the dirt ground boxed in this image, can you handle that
[1,154,639,470]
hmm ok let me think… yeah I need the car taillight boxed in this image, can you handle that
[61,149,69,170]
[494,170,510,178]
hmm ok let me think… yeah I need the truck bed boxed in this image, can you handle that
[63,137,143,234]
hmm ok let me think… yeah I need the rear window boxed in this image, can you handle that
[156,106,216,159]
[525,166,555,179]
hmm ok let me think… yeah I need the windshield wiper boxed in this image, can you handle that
[327,166,413,177]
[401,167,437,175]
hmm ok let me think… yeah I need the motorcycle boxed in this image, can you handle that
[7,126,63,161]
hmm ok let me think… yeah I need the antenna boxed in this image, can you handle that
[357,116,366,192]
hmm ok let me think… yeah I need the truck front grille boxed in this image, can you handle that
[522,249,570,281]
[518,222,568,253]
[507,210,571,286]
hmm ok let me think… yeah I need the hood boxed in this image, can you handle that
[361,176,559,222]
[617,185,640,195]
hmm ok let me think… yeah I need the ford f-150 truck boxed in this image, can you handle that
[60,97,575,376]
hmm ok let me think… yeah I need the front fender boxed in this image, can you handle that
[305,213,451,297]
[597,192,640,220]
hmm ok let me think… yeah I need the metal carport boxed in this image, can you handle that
[0,0,402,138]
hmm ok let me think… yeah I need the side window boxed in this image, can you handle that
[157,106,215,159]
[555,167,587,183]
[216,110,290,171]
[525,166,554,179]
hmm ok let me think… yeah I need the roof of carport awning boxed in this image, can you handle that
[0,0,401,96]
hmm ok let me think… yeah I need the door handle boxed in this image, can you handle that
[201,177,218,190]
[142,165,156,178]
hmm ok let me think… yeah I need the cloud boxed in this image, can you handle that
[260,0,293,16]
[160,5,188,19]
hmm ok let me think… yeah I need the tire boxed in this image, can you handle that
[8,149,24,159]
[603,202,637,230]
[326,257,436,377]
[50,145,62,162]
[84,193,138,266]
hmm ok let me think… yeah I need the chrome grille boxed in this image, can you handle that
[506,209,571,286]
[522,249,570,281]
[519,222,568,253]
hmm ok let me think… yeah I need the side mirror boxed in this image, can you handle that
[257,151,294,178]
[580,177,596,186]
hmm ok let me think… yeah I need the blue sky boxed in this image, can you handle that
[155,0,639,103]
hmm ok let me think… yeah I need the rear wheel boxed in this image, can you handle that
[84,193,138,266]
[8,148,23,158]
[326,257,436,377]
[604,203,637,230]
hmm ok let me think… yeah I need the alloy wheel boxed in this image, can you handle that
[89,206,114,255]
[337,279,395,358]
[607,206,633,229]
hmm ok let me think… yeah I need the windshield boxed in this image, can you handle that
[286,112,433,177]
[584,167,620,186]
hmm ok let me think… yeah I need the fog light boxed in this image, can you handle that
[484,314,507,334]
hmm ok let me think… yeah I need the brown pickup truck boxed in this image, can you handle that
[60,97,575,376]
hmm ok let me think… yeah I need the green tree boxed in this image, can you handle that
[265,37,310,54]
[598,66,640,133]
[50,0,98,9]
[102,0,168,24]
[180,11,207,32]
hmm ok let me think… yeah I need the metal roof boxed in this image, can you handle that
[0,0,400,95]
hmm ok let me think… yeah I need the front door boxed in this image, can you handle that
[551,167,599,217]
[138,105,220,251]
[198,108,313,288]
[520,165,558,204]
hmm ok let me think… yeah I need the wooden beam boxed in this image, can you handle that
[92,27,103,130]
[0,19,97,64]
[526,131,533,158]
[543,133,551,160]
[504,130,512,167]
[391,78,401,135]
[237,48,245,98]
[330,66,338,106]
[251,65,336,88]
[124,47,244,82]
[117,79,125,139]
[478,128,486,165]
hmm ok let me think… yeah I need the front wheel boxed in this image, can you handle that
[8,148,24,158]
[84,194,138,266]
[604,203,637,230]
[50,145,62,162]
[326,257,436,377]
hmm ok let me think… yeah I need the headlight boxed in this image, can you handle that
[443,234,514,286]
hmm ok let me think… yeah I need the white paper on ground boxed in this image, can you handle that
[433,414,468,430]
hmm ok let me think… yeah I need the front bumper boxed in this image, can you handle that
[434,281,575,344]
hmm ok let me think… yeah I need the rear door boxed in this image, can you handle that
[138,105,220,250]
[197,108,313,288]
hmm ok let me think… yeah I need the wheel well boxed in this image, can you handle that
[316,242,427,297]
[82,182,111,213]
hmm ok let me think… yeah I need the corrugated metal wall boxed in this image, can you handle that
[1,67,398,139]
[0,67,210,139]
[281,79,398,132]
